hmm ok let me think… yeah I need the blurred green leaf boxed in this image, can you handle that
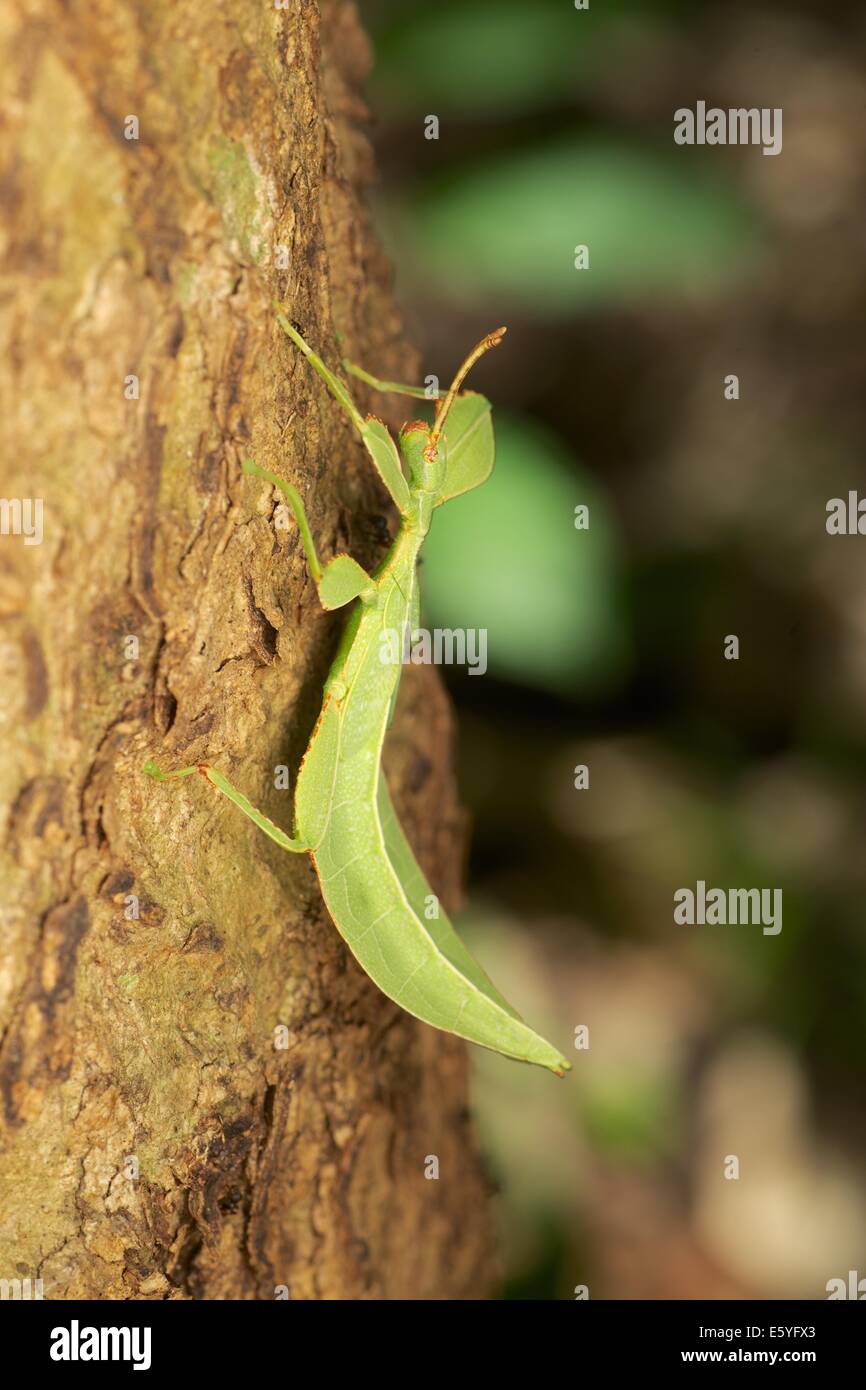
[386,139,762,314]
[372,1,579,118]
[421,412,627,695]
[370,0,678,118]
[582,1075,678,1159]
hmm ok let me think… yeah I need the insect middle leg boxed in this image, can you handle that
[342,359,441,402]
[243,460,375,612]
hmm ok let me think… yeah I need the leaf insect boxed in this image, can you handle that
[146,308,570,1076]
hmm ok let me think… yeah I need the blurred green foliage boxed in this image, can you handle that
[362,0,866,1301]
[384,139,762,314]
[422,413,627,694]
[370,0,683,118]
[581,1074,678,1159]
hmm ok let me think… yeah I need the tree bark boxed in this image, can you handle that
[0,0,496,1299]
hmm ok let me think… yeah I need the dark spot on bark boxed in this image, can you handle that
[244,577,278,663]
[226,325,248,409]
[223,1115,253,1143]
[135,411,166,617]
[122,1249,153,1279]
[193,1114,257,1234]
[262,1083,276,1129]
[0,895,90,1122]
[101,869,135,897]
[38,896,89,1023]
[186,709,215,739]
[166,309,185,358]
[197,450,220,493]
[0,1034,23,1125]
[181,921,223,953]
[21,627,48,718]
[7,776,65,845]
[155,683,177,735]
[168,1225,204,1298]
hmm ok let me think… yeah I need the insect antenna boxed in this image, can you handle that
[425,326,506,460]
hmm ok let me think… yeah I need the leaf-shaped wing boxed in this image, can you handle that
[435,391,494,505]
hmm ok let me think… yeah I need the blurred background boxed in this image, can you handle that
[358,0,866,1298]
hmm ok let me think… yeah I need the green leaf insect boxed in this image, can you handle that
[145,310,570,1077]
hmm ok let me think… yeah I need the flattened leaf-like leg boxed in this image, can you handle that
[319,554,376,611]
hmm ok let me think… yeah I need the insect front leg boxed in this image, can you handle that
[275,308,366,432]
[144,760,309,852]
[274,307,412,517]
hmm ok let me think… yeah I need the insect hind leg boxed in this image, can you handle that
[145,759,309,853]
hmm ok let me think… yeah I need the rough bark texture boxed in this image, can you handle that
[0,0,496,1299]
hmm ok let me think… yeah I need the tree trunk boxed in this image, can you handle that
[0,0,496,1300]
